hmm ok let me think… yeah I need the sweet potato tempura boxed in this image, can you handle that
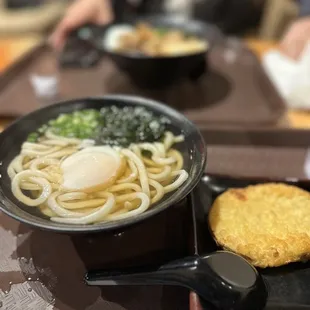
[209,183,310,268]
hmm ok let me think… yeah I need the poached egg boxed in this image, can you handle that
[60,146,125,193]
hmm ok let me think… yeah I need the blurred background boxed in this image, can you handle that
[0,0,299,72]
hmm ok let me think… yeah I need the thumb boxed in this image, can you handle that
[49,0,94,51]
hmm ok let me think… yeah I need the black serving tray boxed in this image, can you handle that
[194,175,310,309]
[2,175,308,310]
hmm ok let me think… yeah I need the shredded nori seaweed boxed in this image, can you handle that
[97,106,170,146]
[27,106,169,147]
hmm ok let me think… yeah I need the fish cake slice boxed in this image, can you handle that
[209,183,310,268]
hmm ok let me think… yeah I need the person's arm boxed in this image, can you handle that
[299,0,310,16]
[280,1,310,59]
[50,0,114,50]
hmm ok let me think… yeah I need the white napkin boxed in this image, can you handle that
[262,42,310,110]
[30,74,59,99]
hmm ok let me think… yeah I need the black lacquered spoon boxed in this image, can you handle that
[85,251,268,310]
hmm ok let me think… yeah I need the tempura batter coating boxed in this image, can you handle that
[209,183,310,268]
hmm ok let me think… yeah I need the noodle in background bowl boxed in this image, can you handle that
[0,95,206,233]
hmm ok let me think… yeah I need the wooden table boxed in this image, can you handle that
[0,35,43,130]
[0,37,310,130]
[0,35,43,72]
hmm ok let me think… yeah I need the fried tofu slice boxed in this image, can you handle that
[209,183,310,268]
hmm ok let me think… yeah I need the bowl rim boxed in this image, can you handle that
[0,94,206,233]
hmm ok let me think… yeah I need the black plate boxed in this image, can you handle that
[72,15,223,88]
[0,95,206,233]
[196,175,310,309]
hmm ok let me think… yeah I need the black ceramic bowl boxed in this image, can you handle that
[77,15,223,88]
[0,95,206,233]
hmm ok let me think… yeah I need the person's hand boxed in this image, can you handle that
[280,17,310,60]
[50,0,113,50]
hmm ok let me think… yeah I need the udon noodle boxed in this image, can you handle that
[8,130,188,224]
